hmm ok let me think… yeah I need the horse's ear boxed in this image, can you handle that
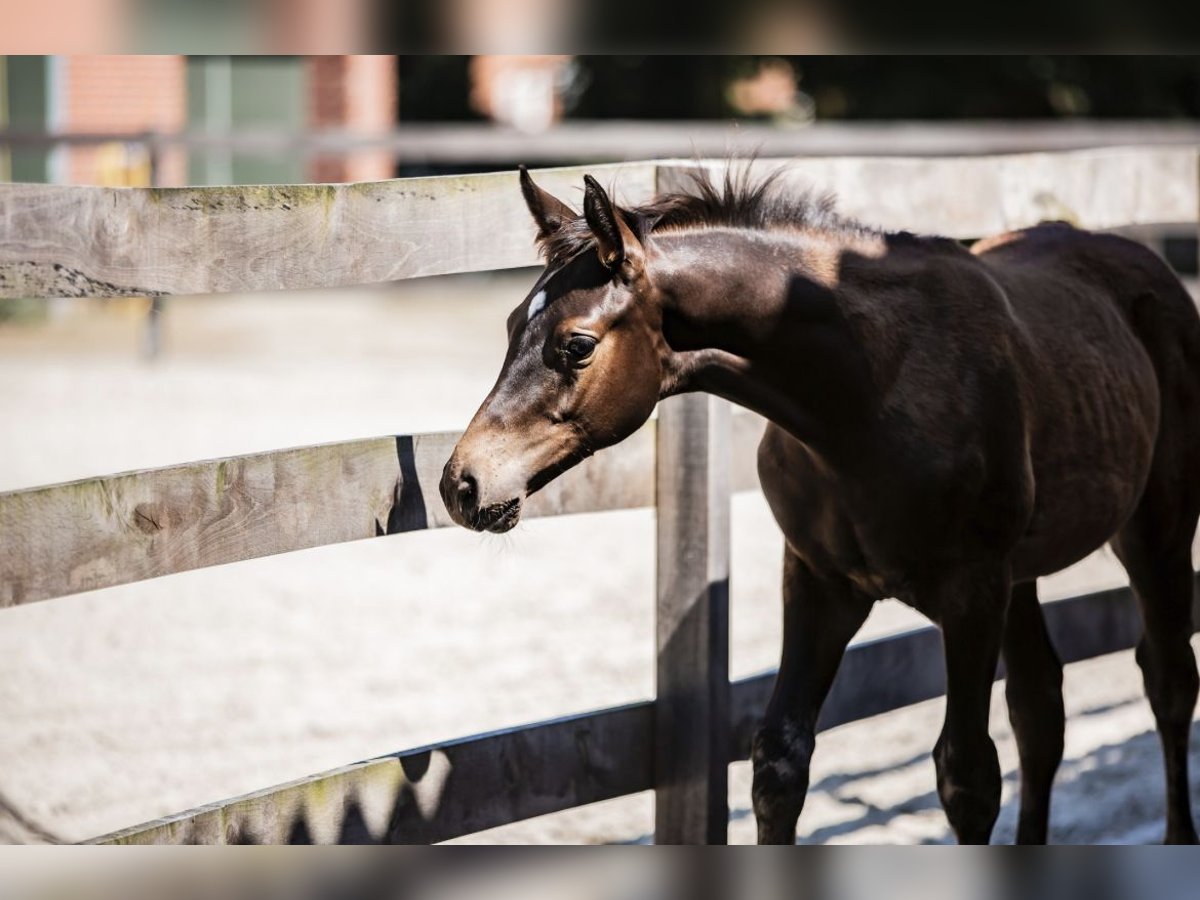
[519,165,575,238]
[583,174,640,271]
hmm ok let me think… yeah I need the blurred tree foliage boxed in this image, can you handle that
[398,56,1200,121]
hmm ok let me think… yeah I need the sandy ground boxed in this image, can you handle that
[1,273,1198,844]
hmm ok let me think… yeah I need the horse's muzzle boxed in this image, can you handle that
[440,459,522,533]
[475,497,522,533]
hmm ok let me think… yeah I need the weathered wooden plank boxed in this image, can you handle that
[0,408,762,609]
[91,576,1197,845]
[0,435,406,607]
[90,702,654,845]
[666,147,1200,239]
[0,162,658,300]
[0,422,656,607]
[654,394,732,845]
[3,149,1194,301]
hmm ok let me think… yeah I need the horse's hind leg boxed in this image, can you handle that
[1113,265,1200,843]
[1111,399,1200,844]
[1113,521,1199,844]
[751,550,873,844]
[1001,581,1065,844]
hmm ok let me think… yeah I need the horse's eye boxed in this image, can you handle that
[564,334,598,362]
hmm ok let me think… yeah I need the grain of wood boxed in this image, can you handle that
[0,163,658,299]
[0,409,771,607]
[3,150,1195,300]
[0,423,659,607]
[654,394,732,845]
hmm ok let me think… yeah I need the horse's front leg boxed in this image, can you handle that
[752,550,873,844]
[927,564,1011,844]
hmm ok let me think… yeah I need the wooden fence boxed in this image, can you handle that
[1,147,1198,844]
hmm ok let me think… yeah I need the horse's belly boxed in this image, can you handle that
[1011,378,1158,580]
[756,424,942,600]
[1010,477,1140,581]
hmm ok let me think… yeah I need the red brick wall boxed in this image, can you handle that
[307,55,397,183]
[61,55,187,186]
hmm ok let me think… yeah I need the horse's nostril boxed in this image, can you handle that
[457,473,478,511]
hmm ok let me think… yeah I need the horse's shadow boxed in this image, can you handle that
[209,698,1200,846]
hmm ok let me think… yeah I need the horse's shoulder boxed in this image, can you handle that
[889,244,1015,323]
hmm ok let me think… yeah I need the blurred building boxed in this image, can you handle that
[3,55,1198,186]
[0,55,397,186]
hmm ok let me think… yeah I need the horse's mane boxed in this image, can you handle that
[536,164,879,265]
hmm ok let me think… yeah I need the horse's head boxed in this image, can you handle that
[440,168,668,532]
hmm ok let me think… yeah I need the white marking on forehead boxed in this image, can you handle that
[526,289,548,322]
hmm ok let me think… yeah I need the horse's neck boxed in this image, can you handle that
[654,227,885,454]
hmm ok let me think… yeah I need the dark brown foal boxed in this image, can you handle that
[442,165,1200,844]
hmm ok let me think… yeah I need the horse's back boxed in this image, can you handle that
[973,222,1200,425]
[973,222,1198,340]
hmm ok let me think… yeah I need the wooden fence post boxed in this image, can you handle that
[654,393,732,844]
